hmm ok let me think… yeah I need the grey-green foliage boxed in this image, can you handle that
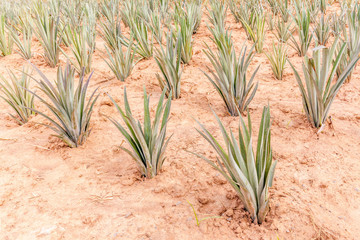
[0,68,34,125]
[28,62,99,147]
[277,0,290,22]
[32,2,62,67]
[289,39,360,130]
[266,0,278,15]
[234,2,257,40]
[149,9,164,43]
[229,0,257,26]
[61,25,94,75]
[172,17,193,64]
[107,87,172,178]
[207,25,233,59]
[139,3,164,42]
[193,106,276,224]
[265,42,287,80]
[305,0,319,22]
[155,32,183,99]
[128,16,154,59]
[48,0,61,17]
[289,5,313,56]
[0,0,31,18]
[207,0,227,31]
[120,0,137,28]
[98,10,122,52]
[313,14,330,46]
[242,11,266,53]
[61,0,98,27]
[266,12,274,31]
[274,18,293,43]
[103,38,136,82]
[203,35,259,116]
[319,0,327,13]
[83,1,98,51]
[228,0,241,22]
[59,0,84,47]
[57,0,97,49]
[119,0,154,59]
[337,4,360,82]
[101,0,120,24]
[172,0,198,32]
[61,24,73,48]
[158,0,170,13]
[7,13,33,59]
[329,12,345,37]
[184,0,202,34]
[0,14,13,56]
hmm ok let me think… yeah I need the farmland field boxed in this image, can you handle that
[0,0,360,239]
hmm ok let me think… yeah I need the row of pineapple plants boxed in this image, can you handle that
[1,0,359,226]
[1,0,358,84]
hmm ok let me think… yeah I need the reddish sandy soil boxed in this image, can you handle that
[1,4,360,240]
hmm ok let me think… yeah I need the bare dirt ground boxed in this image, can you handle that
[1,5,360,240]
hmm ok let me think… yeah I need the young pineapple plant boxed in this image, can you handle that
[8,13,33,59]
[313,14,330,46]
[60,0,85,28]
[305,0,319,22]
[229,0,256,26]
[289,6,313,56]
[330,12,345,37]
[158,0,170,14]
[265,42,287,80]
[101,0,120,23]
[203,40,259,116]
[61,26,94,75]
[83,1,98,52]
[242,11,266,53]
[0,68,35,125]
[172,18,193,64]
[103,38,136,82]
[207,26,233,59]
[99,0,121,50]
[60,1,97,49]
[266,13,274,31]
[274,18,293,43]
[289,39,360,131]
[107,87,172,178]
[266,0,278,15]
[120,0,137,28]
[238,7,257,40]
[337,5,360,82]
[154,33,183,99]
[59,0,84,47]
[278,0,290,22]
[28,62,99,147]
[48,0,61,17]
[98,12,122,52]
[207,0,227,31]
[228,0,240,22]
[184,0,202,34]
[193,106,276,224]
[128,17,154,59]
[140,6,164,43]
[32,3,62,67]
[0,14,13,56]
[336,42,360,83]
